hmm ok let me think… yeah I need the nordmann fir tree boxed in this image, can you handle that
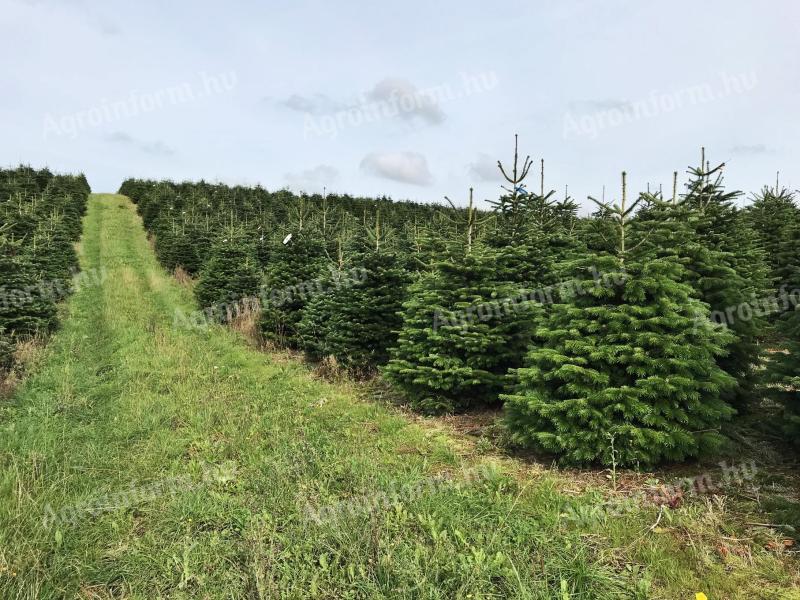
[153,210,202,275]
[0,234,57,338]
[28,217,79,285]
[298,213,410,373]
[384,189,534,414]
[681,154,770,405]
[745,176,799,299]
[765,212,800,444]
[166,228,202,275]
[46,174,89,240]
[684,155,771,307]
[772,216,800,308]
[631,176,746,386]
[137,183,176,231]
[580,197,620,256]
[0,168,89,371]
[767,305,800,444]
[193,224,261,323]
[293,249,342,364]
[259,232,326,348]
[504,173,736,466]
[485,136,558,289]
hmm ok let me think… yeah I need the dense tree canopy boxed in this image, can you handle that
[118,145,800,464]
[0,166,90,370]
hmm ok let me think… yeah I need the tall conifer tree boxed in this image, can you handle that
[767,306,800,443]
[194,227,261,321]
[298,216,410,373]
[385,188,534,413]
[259,232,326,347]
[504,173,736,466]
[746,180,799,298]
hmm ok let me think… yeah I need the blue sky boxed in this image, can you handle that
[3,0,798,211]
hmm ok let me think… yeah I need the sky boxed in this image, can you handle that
[2,0,798,212]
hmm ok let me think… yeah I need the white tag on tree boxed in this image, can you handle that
[282,233,293,245]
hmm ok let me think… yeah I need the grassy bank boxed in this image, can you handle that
[0,194,797,598]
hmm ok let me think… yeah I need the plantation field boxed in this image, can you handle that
[1,194,798,598]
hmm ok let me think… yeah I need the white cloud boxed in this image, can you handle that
[278,93,344,115]
[360,151,433,186]
[468,153,500,182]
[104,131,175,156]
[730,144,771,155]
[367,78,445,125]
[140,141,175,156]
[105,131,134,144]
[284,164,339,193]
[278,78,446,127]
[3,1,794,203]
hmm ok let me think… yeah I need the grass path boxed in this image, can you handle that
[0,194,797,598]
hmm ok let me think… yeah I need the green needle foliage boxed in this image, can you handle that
[773,219,800,301]
[484,140,581,288]
[29,220,79,284]
[194,229,261,320]
[116,146,795,457]
[767,307,800,443]
[0,236,58,338]
[384,243,534,414]
[298,246,409,373]
[504,175,736,466]
[154,216,202,275]
[679,161,771,406]
[5,194,795,598]
[293,263,341,361]
[632,191,749,402]
[0,165,89,365]
[746,182,800,297]
[260,233,326,347]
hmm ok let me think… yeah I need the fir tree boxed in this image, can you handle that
[154,214,202,275]
[138,184,176,231]
[765,218,800,444]
[755,188,800,326]
[680,159,771,405]
[254,223,272,271]
[259,232,326,347]
[194,228,261,322]
[746,180,799,296]
[168,231,202,275]
[774,219,800,304]
[484,137,569,288]
[298,220,410,373]
[29,218,79,284]
[767,307,800,443]
[504,173,736,466]
[384,244,534,414]
[632,188,749,388]
[294,264,339,361]
[0,237,57,337]
[46,176,87,240]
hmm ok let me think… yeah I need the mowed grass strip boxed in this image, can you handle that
[0,194,796,598]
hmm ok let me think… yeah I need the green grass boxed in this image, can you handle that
[0,194,797,598]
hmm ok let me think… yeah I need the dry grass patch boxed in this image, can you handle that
[0,335,48,398]
[229,298,262,347]
[173,266,194,288]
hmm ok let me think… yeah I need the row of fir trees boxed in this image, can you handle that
[118,142,799,467]
[0,166,90,370]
